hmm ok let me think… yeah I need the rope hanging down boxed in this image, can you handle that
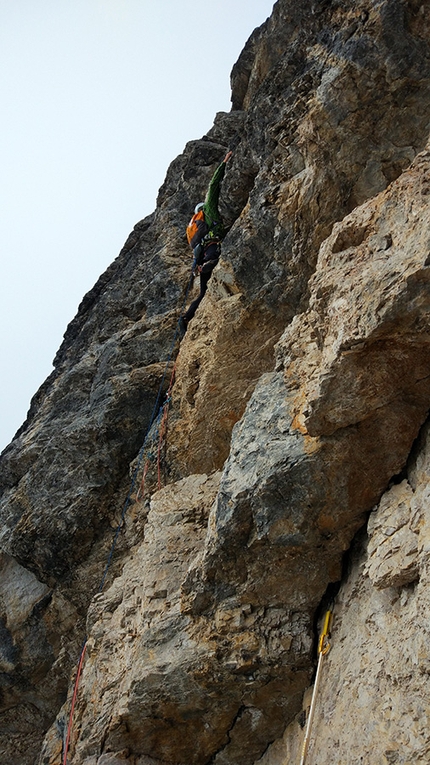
[62,271,194,765]
[299,608,333,765]
[134,358,177,499]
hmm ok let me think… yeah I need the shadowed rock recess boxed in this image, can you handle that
[1,1,430,763]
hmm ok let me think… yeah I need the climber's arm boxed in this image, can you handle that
[204,152,232,223]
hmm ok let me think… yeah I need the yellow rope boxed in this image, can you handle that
[299,609,333,765]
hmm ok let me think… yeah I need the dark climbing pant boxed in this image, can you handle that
[184,243,220,324]
[184,269,214,323]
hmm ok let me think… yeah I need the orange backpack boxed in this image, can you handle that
[186,209,209,250]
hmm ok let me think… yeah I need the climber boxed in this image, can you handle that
[180,150,233,334]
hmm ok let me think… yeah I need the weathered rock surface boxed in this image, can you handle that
[1,1,430,764]
[261,418,430,765]
[168,0,430,477]
[39,473,224,765]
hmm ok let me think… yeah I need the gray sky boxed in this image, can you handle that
[0,0,274,452]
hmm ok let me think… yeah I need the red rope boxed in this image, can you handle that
[136,459,150,501]
[62,640,88,765]
[157,405,169,489]
[62,360,178,762]
[167,361,177,397]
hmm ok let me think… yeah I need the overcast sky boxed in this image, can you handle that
[0,0,274,453]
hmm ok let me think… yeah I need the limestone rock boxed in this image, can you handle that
[62,145,430,764]
[53,473,224,764]
[365,480,420,589]
[183,145,430,620]
[0,554,81,765]
[262,420,430,765]
[276,146,430,442]
[1,1,430,763]
[167,0,430,478]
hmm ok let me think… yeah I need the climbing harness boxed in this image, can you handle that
[299,608,333,765]
[61,271,194,765]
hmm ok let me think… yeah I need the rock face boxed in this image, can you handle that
[260,422,430,765]
[1,1,430,764]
